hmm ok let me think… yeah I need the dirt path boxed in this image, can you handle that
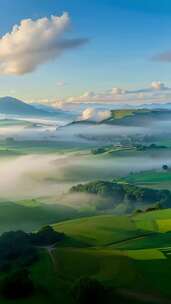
[37,244,58,272]
[46,246,58,272]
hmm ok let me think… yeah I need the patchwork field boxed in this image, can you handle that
[50,210,171,300]
[53,215,145,246]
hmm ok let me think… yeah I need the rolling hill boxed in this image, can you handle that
[50,210,171,301]
[2,209,171,303]
[0,201,78,234]
[102,109,171,125]
[67,108,171,127]
[70,180,171,212]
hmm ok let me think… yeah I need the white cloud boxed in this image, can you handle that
[0,12,87,75]
[81,108,95,120]
[56,81,68,87]
[111,87,125,95]
[65,81,171,104]
[80,108,111,122]
[151,81,167,91]
[32,81,171,109]
[32,98,65,109]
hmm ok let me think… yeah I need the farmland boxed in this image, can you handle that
[50,211,171,300]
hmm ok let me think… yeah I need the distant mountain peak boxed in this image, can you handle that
[0,96,57,116]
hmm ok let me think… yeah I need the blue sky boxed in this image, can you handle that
[0,0,170,103]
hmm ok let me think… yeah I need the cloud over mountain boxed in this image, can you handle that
[0,12,87,75]
[80,108,111,122]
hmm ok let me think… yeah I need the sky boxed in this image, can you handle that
[0,0,171,104]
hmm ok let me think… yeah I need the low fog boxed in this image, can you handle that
[2,113,171,148]
[0,150,171,202]
[1,113,171,206]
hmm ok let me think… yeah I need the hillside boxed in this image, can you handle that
[102,109,171,125]
[0,97,58,116]
[53,211,171,247]
[0,201,78,234]
[2,210,171,303]
[70,180,171,212]
[66,108,171,127]
[50,210,171,301]
[53,215,144,246]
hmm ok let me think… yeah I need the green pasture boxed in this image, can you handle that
[53,215,145,246]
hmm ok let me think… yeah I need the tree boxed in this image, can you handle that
[162,164,168,171]
[135,209,143,214]
[72,277,111,304]
[1,269,34,299]
[0,231,37,271]
[30,225,65,246]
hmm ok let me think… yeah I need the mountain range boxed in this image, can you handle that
[0,97,60,116]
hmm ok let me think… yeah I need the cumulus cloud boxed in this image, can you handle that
[65,81,171,104]
[32,81,171,109]
[0,12,88,75]
[80,108,111,122]
[151,81,168,91]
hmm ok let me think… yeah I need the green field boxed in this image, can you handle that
[53,215,145,246]
[108,109,150,120]
[2,208,171,302]
[51,245,171,297]
[50,211,171,299]
[53,211,171,246]
[125,170,171,189]
[134,209,171,234]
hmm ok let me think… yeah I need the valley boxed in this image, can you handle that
[1,3,170,303]
[1,101,171,303]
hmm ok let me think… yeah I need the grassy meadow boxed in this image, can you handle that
[50,211,171,299]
